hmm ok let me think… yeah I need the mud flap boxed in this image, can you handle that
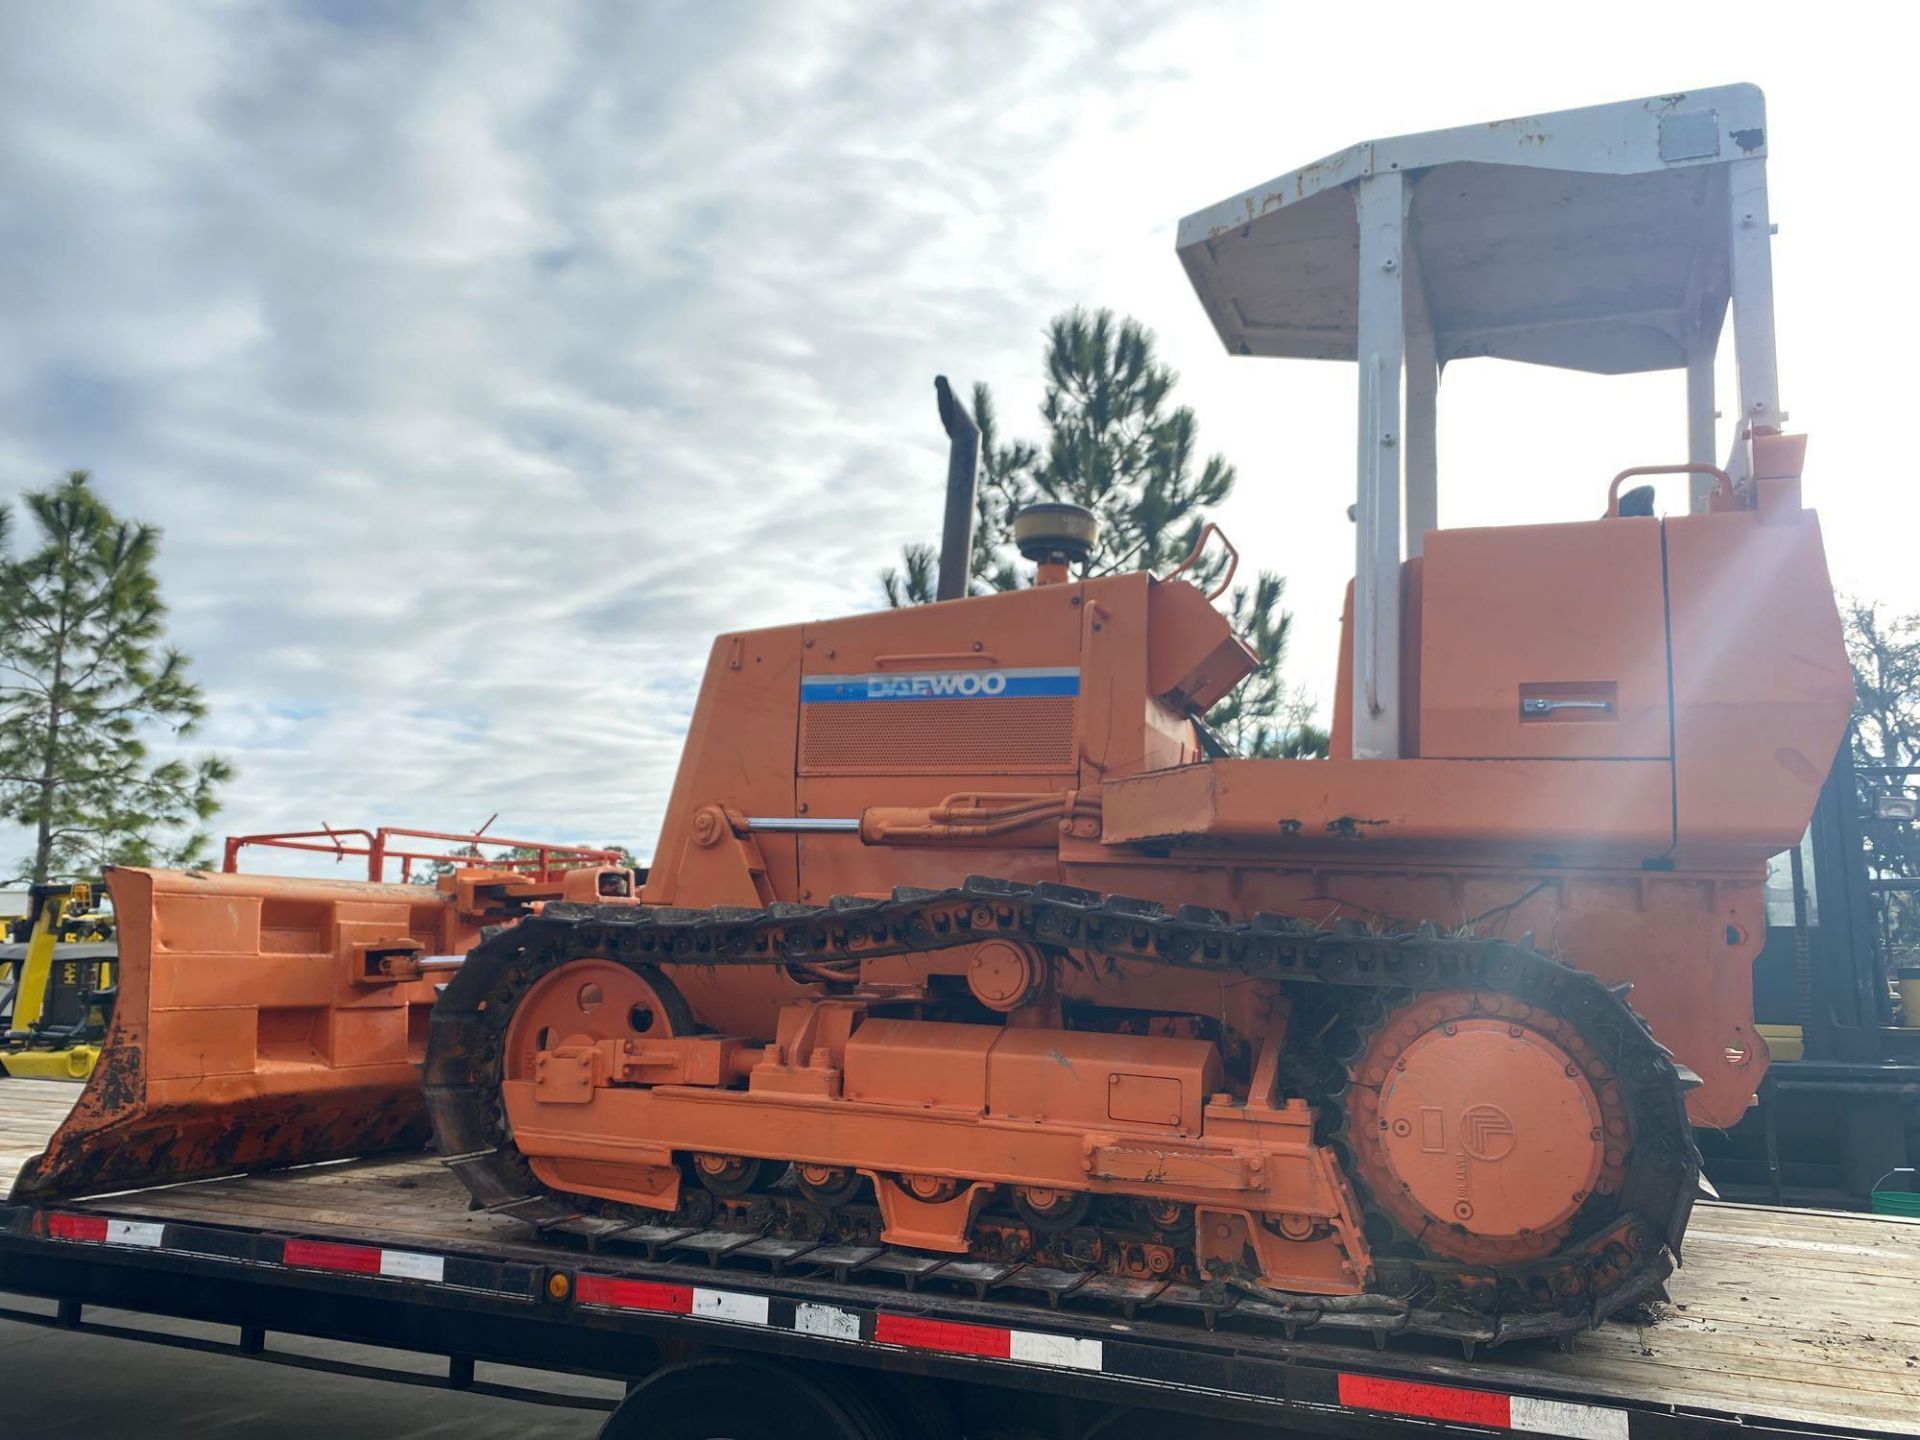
[9,866,450,1202]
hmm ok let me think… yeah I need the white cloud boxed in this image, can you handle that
[3,0,1916,873]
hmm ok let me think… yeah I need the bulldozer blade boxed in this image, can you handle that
[8,867,449,1203]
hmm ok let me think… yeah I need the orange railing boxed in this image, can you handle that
[222,823,623,884]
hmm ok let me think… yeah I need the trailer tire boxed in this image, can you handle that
[599,1356,902,1440]
[869,1371,962,1440]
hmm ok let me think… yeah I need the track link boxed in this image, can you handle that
[425,876,1699,1347]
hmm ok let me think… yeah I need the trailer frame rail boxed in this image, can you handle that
[5,1181,1914,1440]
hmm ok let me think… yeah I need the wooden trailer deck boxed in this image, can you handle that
[0,1078,82,1194]
[4,1078,1919,1436]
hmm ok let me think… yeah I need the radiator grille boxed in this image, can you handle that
[800,696,1076,775]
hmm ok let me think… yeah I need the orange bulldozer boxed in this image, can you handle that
[14,88,1853,1344]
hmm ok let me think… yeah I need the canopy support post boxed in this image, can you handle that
[1404,225,1438,557]
[1726,155,1781,489]
[1353,169,1406,760]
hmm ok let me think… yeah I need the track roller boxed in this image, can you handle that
[693,1154,776,1198]
[794,1164,865,1208]
[1013,1185,1090,1232]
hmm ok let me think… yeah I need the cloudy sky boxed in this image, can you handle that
[4,1,1917,875]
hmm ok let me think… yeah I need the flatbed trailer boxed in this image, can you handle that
[3,1082,1916,1439]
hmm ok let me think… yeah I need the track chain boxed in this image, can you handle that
[424,876,1699,1348]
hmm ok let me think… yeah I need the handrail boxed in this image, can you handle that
[1161,521,1241,602]
[1607,463,1734,517]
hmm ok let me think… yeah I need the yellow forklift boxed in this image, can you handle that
[0,881,116,1079]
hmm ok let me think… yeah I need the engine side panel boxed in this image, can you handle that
[1419,518,1673,759]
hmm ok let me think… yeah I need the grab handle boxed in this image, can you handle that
[1607,463,1734,517]
[1162,522,1241,602]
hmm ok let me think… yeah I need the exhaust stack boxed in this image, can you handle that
[933,375,980,602]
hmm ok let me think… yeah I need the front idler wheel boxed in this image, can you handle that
[502,957,692,1084]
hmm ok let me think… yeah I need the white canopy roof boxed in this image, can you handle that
[1176,86,1780,760]
[1176,85,1768,376]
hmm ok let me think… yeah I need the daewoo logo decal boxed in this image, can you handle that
[868,671,1008,699]
[801,667,1079,704]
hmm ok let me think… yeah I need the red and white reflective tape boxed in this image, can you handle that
[47,1216,447,1284]
[874,1314,1104,1372]
[46,1214,165,1248]
[39,1217,1636,1436]
[573,1275,769,1326]
[572,1275,1101,1376]
[282,1237,445,1283]
[1339,1374,1630,1440]
[37,1211,540,1302]
[562,1283,1624,1428]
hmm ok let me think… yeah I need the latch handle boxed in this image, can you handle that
[1520,697,1613,716]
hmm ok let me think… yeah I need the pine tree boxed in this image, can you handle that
[1208,573,1331,758]
[881,309,1325,755]
[1031,309,1232,581]
[0,472,232,882]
